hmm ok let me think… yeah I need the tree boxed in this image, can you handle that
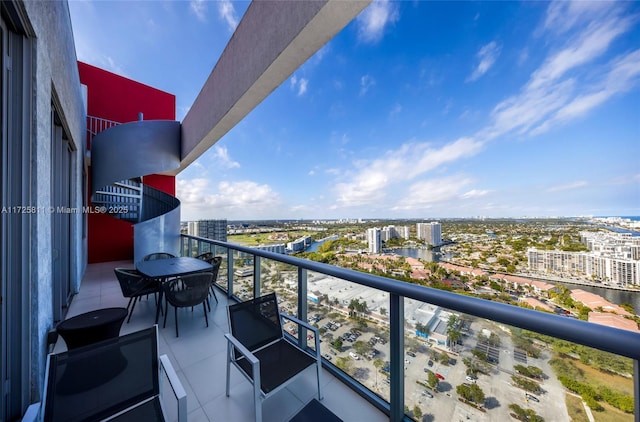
[379,307,387,316]
[426,370,439,389]
[335,356,352,372]
[412,405,423,420]
[332,337,343,352]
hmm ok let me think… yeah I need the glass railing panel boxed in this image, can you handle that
[211,244,229,292]
[231,249,254,300]
[307,271,391,403]
[403,309,636,422]
[259,258,298,316]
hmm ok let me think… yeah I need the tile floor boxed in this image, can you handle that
[57,260,389,422]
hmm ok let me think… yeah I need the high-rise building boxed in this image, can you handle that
[416,222,441,246]
[197,219,228,242]
[187,221,199,236]
[367,228,382,253]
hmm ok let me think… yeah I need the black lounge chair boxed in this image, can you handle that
[24,326,186,422]
[225,292,323,422]
[163,272,213,337]
[143,252,176,261]
[114,268,162,323]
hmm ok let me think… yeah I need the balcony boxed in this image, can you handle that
[63,235,640,422]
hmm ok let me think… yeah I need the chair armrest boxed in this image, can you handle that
[159,354,187,422]
[224,333,259,366]
[280,313,319,334]
[280,313,321,358]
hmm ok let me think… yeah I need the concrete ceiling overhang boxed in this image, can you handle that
[177,0,371,175]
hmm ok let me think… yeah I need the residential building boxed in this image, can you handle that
[187,221,199,236]
[367,227,382,253]
[287,235,312,252]
[416,222,442,246]
[527,247,640,286]
[197,219,228,242]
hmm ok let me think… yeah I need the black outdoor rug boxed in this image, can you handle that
[289,399,343,422]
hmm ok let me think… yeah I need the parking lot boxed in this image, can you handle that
[265,279,570,421]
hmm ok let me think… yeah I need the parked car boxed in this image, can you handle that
[526,394,540,403]
[407,351,416,358]
[428,360,434,367]
[435,373,445,380]
[349,352,360,360]
[422,390,433,398]
[465,375,477,382]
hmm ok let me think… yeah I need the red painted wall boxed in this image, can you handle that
[79,62,177,263]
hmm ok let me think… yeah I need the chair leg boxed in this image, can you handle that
[163,301,169,328]
[128,297,139,323]
[125,297,134,323]
[203,303,209,327]
[226,343,232,397]
[210,285,218,303]
[155,292,164,316]
[175,307,179,337]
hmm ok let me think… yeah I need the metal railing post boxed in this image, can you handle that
[389,293,404,422]
[297,267,308,349]
[227,251,234,298]
[253,255,261,299]
[635,359,639,422]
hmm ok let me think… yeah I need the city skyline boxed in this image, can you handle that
[70,1,640,220]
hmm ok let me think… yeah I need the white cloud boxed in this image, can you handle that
[290,75,309,96]
[390,103,402,116]
[333,137,484,207]
[190,0,207,22]
[546,181,588,192]
[541,1,615,35]
[360,74,376,96]
[212,145,240,169]
[392,175,474,210]
[218,0,239,31]
[357,0,399,44]
[467,41,501,82]
[308,170,315,176]
[177,178,281,219]
[461,189,490,199]
[531,49,640,135]
[485,6,636,140]
[298,78,308,96]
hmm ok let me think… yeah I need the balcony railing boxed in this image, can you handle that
[180,234,640,422]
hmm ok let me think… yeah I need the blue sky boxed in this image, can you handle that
[70,1,640,221]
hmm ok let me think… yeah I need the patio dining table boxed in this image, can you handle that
[137,256,213,324]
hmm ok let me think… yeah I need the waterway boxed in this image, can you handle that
[549,280,640,314]
[390,247,453,262]
[305,235,339,252]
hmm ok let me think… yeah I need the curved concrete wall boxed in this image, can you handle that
[91,120,181,194]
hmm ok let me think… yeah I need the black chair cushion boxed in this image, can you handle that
[44,327,159,422]
[228,293,281,352]
[236,339,316,394]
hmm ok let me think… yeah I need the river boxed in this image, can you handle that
[549,280,640,314]
[305,235,339,252]
[391,247,453,262]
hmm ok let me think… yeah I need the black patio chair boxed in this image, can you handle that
[225,292,323,422]
[26,326,186,422]
[195,251,213,261]
[162,272,213,337]
[114,268,162,323]
[205,256,222,304]
[143,252,176,261]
